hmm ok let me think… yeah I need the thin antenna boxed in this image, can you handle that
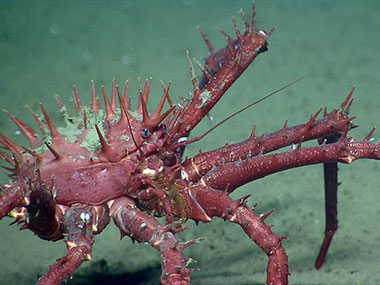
[118,88,143,154]
[175,77,304,148]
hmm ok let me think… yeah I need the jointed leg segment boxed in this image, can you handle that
[109,197,196,285]
[187,186,289,285]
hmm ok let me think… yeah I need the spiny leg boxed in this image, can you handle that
[200,126,380,192]
[0,182,28,219]
[314,89,355,269]
[315,134,340,269]
[109,197,197,285]
[182,90,354,183]
[173,2,272,142]
[185,185,289,285]
[37,205,94,285]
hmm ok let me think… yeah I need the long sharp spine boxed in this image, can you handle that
[94,124,112,160]
[40,104,61,140]
[45,142,62,160]
[111,79,117,113]
[91,80,101,114]
[4,110,41,148]
[102,85,115,121]
[26,105,45,134]
[72,85,82,114]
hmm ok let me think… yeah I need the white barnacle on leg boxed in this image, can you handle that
[140,222,147,230]
[80,211,91,222]
[79,211,91,228]
[178,137,187,143]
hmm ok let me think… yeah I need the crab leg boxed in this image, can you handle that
[315,134,340,269]
[37,206,94,285]
[182,90,354,183]
[201,133,380,192]
[0,182,28,219]
[174,2,272,142]
[109,197,196,285]
[183,185,289,285]
[313,87,357,267]
[183,108,353,182]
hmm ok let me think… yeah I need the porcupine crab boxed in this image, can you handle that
[1,2,380,285]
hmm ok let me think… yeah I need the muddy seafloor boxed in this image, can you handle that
[0,1,379,284]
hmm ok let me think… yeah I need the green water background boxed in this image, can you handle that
[0,1,379,284]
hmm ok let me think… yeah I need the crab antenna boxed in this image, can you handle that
[176,77,304,148]
[116,85,129,126]
[117,87,143,153]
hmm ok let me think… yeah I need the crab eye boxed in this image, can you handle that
[141,128,150,138]
[160,124,167,133]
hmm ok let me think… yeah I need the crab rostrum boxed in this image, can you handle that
[1,3,379,285]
